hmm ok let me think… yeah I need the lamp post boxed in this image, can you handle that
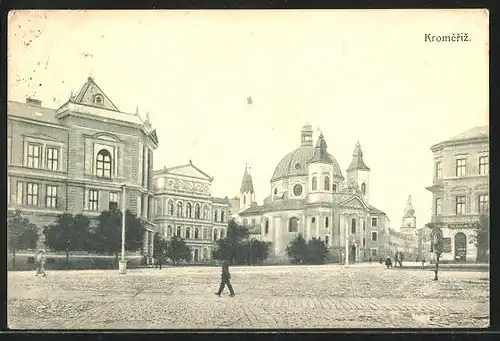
[118,183,127,274]
[345,222,349,266]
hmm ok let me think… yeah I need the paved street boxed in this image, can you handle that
[8,263,489,329]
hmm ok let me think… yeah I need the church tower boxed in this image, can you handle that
[308,133,334,203]
[239,164,256,211]
[401,195,417,230]
[346,141,370,203]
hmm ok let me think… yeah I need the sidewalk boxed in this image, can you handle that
[373,261,489,272]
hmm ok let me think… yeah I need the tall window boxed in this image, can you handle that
[479,156,489,175]
[371,231,378,241]
[243,195,246,205]
[27,183,39,206]
[185,227,191,239]
[176,226,181,237]
[456,158,467,177]
[46,147,59,171]
[213,229,219,241]
[312,177,317,191]
[324,176,330,190]
[27,143,41,168]
[288,217,299,232]
[351,218,356,234]
[220,229,226,239]
[194,228,199,239]
[456,196,466,215]
[436,162,442,180]
[214,209,218,222]
[177,202,183,217]
[325,235,329,245]
[312,217,316,226]
[251,218,256,226]
[96,149,112,178]
[332,184,337,192]
[168,200,174,216]
[221,211,225,222]
[203,205,209,219]
[203,228,208,240]
[167,225,172,237]
[109,192,119,210]
[16,182,24,205]
[435,198,442,215]
[371,217,378,227]
[325,217,329,228]
[46,185,57,208]
[243,219,248,226]
[89,189,99,211]
[195,203,201,219]
[265,219,269,234]
[363,220,366,232]
[478,195,489,213]
[186,202,192,218]
[361,183,366,195]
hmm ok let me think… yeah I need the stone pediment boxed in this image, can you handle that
[339,196,369,211]
[166,162,213,181]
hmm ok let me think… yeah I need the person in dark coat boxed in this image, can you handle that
[398,252,404,267]
[394,252,399,268]
[215,260,235,297]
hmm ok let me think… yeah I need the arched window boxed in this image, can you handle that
[194,228,199,239]
[185,227,191,239]
[312,177,317,191]
[324,176,330,191]
[325,217,329,228]
[220,229,225,239]
[351,218,356,234]
[361,183,366,195]
[176,226,181,237]
[221,211,225,222]
[195,203,201,219]
[312,217,316,225]
[96,149,112,178]
[214,209,218,222]
[168,200,174,216]
[186,202,192,218]
[203,205,209,219]
[214,229,219,241]
[167,225,172,237]
[274,188,278,195]
[288,217,299,232]
[161,226,166,237]
[363,220,366,232]
[243,219,248,226]
[325,235,329,245]
[333,184,337,192]
[177,202,183,217]
[251,218,256,226]
[243,195,246,204]
[265,219,269,234]
[203,228,208,239]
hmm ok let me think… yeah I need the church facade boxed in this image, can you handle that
[152,161,231,262]
[236,124,390,263]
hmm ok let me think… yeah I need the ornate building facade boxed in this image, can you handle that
[425,126,489,262]
[152,161,231,262]
[7,77,159,255]
[236,123,390,263]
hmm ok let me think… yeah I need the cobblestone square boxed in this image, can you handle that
[7,263,489,329]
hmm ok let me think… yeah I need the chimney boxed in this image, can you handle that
[26,98,42,107]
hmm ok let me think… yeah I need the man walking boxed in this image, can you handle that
[215,260,235,297]
[394,252,399,268]
[35,249,46,277]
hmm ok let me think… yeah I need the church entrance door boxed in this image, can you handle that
[349,244,356,263]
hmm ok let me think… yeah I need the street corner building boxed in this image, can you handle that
[231,123,393,264]
[152,161,231,262]
[425,126,489,263]
[7,77,160,255]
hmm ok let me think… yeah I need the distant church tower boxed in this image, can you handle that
[401,195,417,230]
[346,141,370,203]
[308,133,334,204]
[240,163,256,211]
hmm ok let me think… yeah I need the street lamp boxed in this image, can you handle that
[345,222,349,266]
[118,183,127,274]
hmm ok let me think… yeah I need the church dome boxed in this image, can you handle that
[271,125,344,182]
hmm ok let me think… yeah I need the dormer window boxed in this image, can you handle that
[93,94,104,105]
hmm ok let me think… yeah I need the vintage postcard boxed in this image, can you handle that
[7,9,489,329]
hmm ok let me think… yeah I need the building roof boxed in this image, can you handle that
[240,164,255,194]
[71,76,120,112]
[431,126,489,151]
[211,197,230,205]
[8,100,62,126]
[155,160,214,181]
[346,141,370,172]
[240,199,308,216]
[309,133,334,164]
[368,205,387,216]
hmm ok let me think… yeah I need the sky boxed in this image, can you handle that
[8,9,489,229]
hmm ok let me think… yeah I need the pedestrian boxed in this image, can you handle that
[157,255,163,270]
[369,256,372,264]
[399,253,404,267]
[421,257,426,269]
[215,260,235,297]
[35,249,47,277]
[394,252,399,268]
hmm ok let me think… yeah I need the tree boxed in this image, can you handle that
[248,238,271,265]
[212,219,251,264]
[43,213,91,263]
[165,235,191,265]
[153,233,169,262]
[472,213,489,262]
[7,210,39,269]
[286,234,308,264]
[429,224,443,280]
[306,238,329,264]
[90,209,146,261]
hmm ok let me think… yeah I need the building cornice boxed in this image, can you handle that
[8,115,68,130]
[430,136,489,152]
